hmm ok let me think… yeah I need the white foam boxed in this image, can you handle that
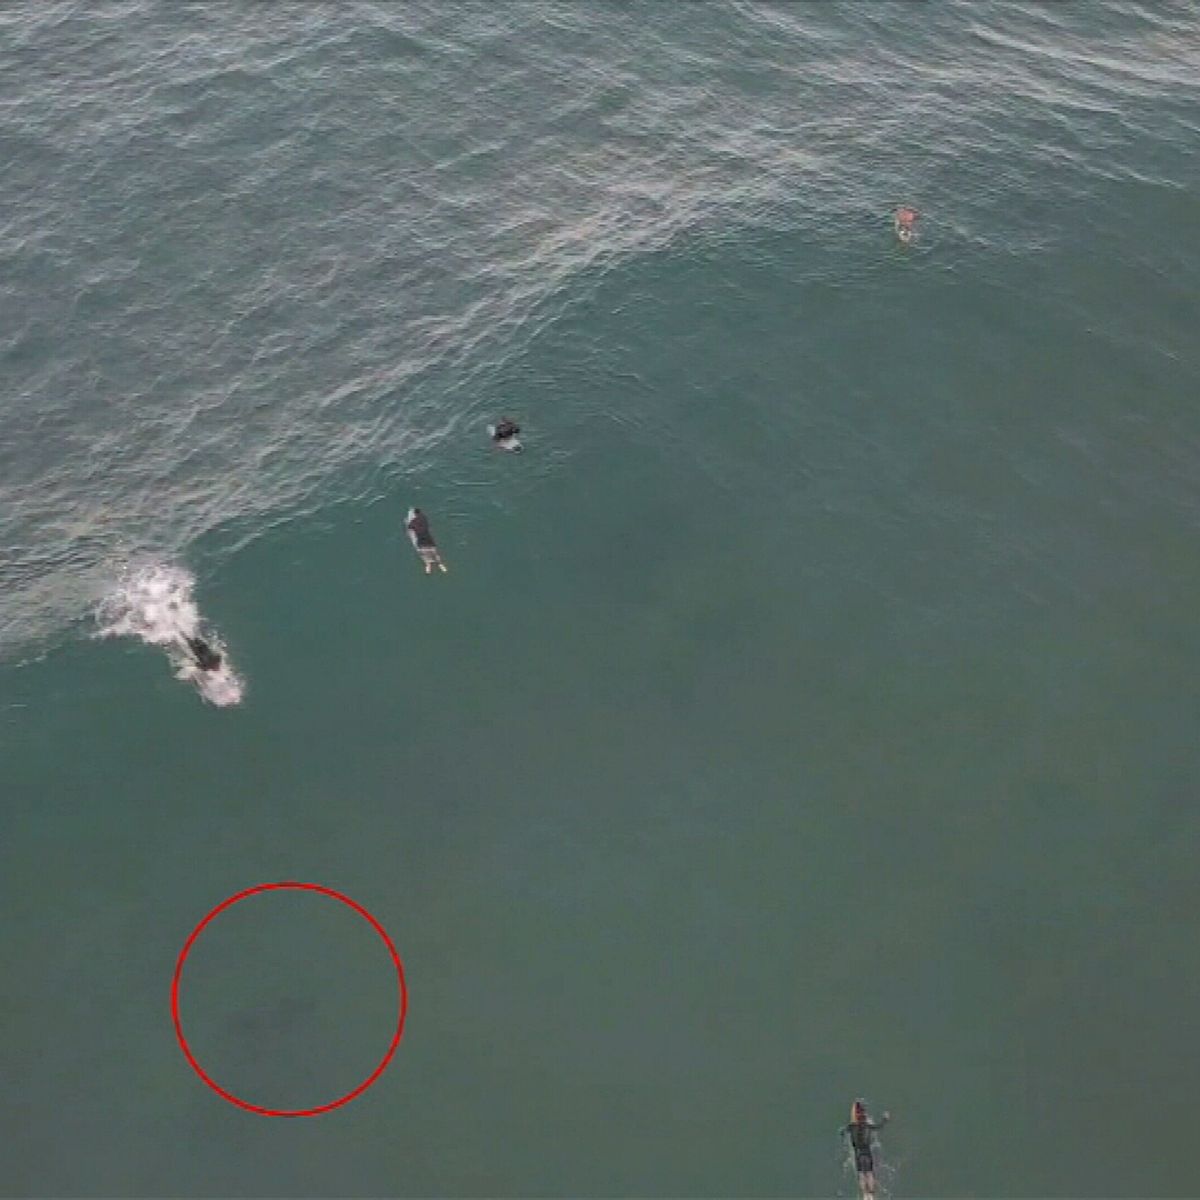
[95,563,244,707]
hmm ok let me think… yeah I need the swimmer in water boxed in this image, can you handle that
[184,635,222,672]
[406,507,448,575]
[841,1100,890,1200]
[894,206,918,243]
[490,417,522,452]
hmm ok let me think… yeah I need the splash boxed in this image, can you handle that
[95,563,243,707]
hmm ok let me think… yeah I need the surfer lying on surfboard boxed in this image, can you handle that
[406,507,448,575]
[841,1100,890,1200]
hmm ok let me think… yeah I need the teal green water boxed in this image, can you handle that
[2,2,1199,1196]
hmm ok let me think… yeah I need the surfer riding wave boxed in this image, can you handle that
[95,562,244,706]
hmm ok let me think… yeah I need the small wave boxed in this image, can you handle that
[94,562,243,707]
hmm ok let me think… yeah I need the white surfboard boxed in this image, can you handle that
[192,662,244,707]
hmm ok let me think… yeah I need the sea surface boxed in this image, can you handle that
[2,1,1199,1195]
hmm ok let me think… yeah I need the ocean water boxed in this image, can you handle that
[2,0,1199,1195]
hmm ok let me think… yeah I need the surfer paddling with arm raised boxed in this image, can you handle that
[841,1100,890,1200]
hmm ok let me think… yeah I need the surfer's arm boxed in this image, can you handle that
[869,1112,891,1130]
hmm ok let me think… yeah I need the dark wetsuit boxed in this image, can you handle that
[408,511,436,549]
[842,1114,887,1175]
[494,420,520,441]
[186,636,222,672]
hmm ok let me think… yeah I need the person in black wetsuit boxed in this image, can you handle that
[491,417,522,451]
[841,1100,890,1199]
[406,507,448,574]
[185,635,222,672]
[407,507,434,547]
